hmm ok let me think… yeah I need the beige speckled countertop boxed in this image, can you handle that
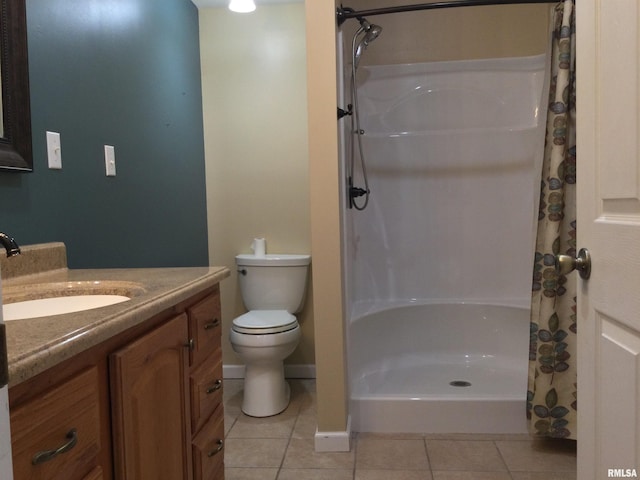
[1,243,230,386]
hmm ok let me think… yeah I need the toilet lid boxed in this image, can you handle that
[232,310,298,334]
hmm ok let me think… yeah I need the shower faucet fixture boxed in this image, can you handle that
[0,232,20,257]
[338,104,353,119]
[347,176,369,209]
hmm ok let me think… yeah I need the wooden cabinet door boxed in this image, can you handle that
[110,314,192,480]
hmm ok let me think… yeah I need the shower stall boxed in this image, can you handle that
[338,1,553,433]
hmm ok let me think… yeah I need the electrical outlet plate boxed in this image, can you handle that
[46,131,62,169]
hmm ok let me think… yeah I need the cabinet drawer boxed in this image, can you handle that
[188,290,221,367]
[192,409,225,480]
[11,367,101,480]
[83,466,103,480]
[190,348,223,433]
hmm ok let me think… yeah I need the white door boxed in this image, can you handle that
[577,0,640,478]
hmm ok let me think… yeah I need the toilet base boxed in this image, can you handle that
[241,360,291,417]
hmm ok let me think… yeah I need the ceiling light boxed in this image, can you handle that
[229,0,256,13]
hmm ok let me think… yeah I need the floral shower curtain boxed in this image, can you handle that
[527,0,576,440]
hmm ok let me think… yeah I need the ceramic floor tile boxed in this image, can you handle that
[222,378,580,478]
[426,440,508,472]
[289,390,316,415]
[227,412,297,439]
[355,469,434,479]
[358,432,428,440]
[277,468,354,480]
[424,433,530,441]
[431,472,512,480]
[495,439,576,472]
[224,438,289,468]
[291,410,318,439]
[223,379,245,416]
[225,413,240,436]
[225,467,279,480]
[510,473,577,480]
[282,437,355,470]
[356,437,430,470]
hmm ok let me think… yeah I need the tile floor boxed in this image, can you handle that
[223,379,577,480]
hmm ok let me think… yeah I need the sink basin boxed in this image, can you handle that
[1,281,146,321]
[3,295,131,320]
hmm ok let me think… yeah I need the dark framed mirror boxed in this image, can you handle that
[0,0,32,172]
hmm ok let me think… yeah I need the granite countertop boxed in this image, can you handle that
[1,243,230,386]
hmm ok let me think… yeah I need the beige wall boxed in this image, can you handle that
[343,0,550,65]
[305,0,350,434]
[199,3,313,367]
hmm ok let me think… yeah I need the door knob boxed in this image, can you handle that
[555,247,591,279]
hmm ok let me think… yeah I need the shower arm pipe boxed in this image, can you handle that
[337,0,558,25]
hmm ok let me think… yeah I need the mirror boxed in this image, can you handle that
[0,0,32,172]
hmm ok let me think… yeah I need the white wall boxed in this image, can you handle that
[346,55,548,315]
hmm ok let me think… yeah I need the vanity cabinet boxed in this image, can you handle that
[110,313,192,479]
[8,285,225,480]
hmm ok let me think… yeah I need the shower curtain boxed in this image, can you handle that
[527,0,576,440]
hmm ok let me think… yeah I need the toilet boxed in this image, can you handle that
[229,253,311,417]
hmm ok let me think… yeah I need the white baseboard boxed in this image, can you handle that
[314,415,352,452]
[223,364,316,379]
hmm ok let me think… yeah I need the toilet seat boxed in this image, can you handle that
[232,310,298,335]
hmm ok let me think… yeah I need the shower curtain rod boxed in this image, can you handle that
[337,0,558,25]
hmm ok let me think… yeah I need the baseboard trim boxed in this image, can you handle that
[314,415,352,452]
[223,364,245,379]
[223,364,316,379]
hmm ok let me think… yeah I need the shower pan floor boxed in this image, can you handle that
[350,354,529,434]
[351,353,526,399]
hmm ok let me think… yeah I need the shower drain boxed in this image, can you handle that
[449,380,472,387]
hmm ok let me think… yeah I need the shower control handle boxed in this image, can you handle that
[555,248,591,280]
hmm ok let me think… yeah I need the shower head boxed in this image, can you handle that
[353,17,382,68]
[359,18,383,45]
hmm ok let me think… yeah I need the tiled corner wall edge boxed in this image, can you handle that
[314,415,352,452]
[223,364,316,379]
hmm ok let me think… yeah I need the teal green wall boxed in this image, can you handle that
[0,0,209,268]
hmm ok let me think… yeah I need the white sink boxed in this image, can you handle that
[1,280,145,321]
[3,294,131,321]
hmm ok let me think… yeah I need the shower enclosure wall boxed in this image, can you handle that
[340,52,548,433]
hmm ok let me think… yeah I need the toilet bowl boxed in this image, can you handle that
[229,254,311,417]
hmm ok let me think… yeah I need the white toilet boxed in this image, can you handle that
[229,253,311,417]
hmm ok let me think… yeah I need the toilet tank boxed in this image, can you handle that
[236,254,311,313]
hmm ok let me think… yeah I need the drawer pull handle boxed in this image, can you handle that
[207,439,224,457]
[206,379,223,394]
[32,428,78,465]
[204,319,220,330]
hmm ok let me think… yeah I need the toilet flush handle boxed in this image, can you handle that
[238,268,247,276]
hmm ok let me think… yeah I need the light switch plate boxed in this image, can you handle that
[104,145,116,177]
[46,131,62,169]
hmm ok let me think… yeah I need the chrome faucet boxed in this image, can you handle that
[0,232,20,257]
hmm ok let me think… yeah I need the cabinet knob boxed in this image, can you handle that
[204,318,220,330]
[206,379,222,394]
[184,338,195,351]
[32,428,78,465]
[207,439,224,457]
